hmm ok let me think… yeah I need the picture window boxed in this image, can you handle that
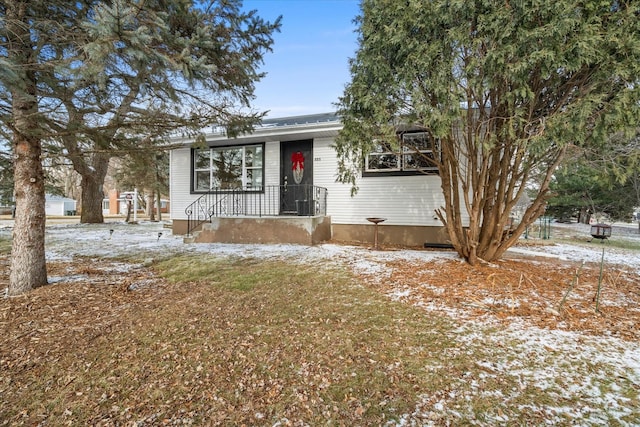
[193,144,264,191]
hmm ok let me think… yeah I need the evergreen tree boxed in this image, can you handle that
[51,0,280,223]
[336,0,640,264]
[548,132,640,223]
[0,0,280,295]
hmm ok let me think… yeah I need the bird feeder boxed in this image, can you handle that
[590,223,611,240]
[366,217,386,250]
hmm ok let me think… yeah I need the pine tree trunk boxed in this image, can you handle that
[78,153,110,224]
[9,134,48,296]
[7,1,47,296]
[147,192,156,221]
[80,174,105,223]
[156,188,163,221]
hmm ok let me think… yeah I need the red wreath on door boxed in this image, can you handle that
[291,151,304,184]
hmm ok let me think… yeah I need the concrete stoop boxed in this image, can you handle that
[183,216,331,246]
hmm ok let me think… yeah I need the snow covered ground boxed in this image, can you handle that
[1,219,639,425]
[1,218,638,271]
[509,221,640,275]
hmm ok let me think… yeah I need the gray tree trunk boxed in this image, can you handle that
[78,152,110,224]
[147,192,156,221]
[80,174,105,223]
[156,188,163,221]
[9,134,48,296]
[7,1,48,296]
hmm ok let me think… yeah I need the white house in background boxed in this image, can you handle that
[45,195,77,216]
[169,112,451,247]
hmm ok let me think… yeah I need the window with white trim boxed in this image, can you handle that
[193,144,264,191]
[365,132,438,173]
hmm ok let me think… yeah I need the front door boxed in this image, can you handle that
[280,139,313,214]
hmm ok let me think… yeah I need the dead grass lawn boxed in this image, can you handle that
[1,246,639,425]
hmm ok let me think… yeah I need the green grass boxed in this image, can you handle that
[589,238,640,251]
[0,236,10,254]
[538,224,640,251]
[555,236,640,251]
[1,254,638,426]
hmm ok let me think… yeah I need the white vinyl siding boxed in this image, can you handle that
[264,141,280,187]
[314,138,447,226]
[169,148,193,220]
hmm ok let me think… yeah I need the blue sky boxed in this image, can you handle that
[242,0,361,118]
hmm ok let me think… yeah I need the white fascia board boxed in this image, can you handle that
[170,121,343,147]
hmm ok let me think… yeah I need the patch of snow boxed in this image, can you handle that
[509,221,640,274]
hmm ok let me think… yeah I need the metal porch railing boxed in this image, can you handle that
[185,184,328,236]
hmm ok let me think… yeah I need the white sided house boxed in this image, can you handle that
[169,113,450,247]
[45,195,77,216]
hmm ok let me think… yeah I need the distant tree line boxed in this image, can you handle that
[547,130,640,223]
